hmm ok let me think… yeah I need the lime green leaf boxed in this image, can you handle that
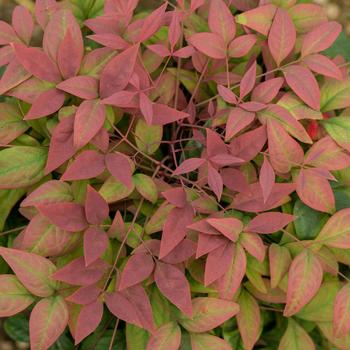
[135,119,163,155]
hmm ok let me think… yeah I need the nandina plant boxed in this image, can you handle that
[0,0,350,349]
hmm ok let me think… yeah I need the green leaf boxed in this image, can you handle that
[133,174,158,203]
[0,188,26,231]
[126,324,149,350]
[4,313,30,342]
[134,119,163,155]
[49,333,74,350]
[322,116,350,152]
[324,32,350,61]
[81,330,126,350]
[99,176,135,203]
[0,146,48,189]
[293,199,329,240]
[321,77,350,112]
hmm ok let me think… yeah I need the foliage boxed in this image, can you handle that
[0,0,349,349]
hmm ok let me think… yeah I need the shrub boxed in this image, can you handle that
[0,0,350,349]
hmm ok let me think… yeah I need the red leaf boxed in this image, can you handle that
[101,90,138,108]
[169,13,181,51]
[74,99,106,150]
[252,77,284,104]
[45,116,75,174]
[38,202,88,232]
[87,33,130,50]
[152,103,189,125]
[240,61,257,100]
[161,187,187,208]
[25,88,65,120]
[66,284,101,305]
[209,0,236,43]
[246,212,295,233]
[119,253,155,290]
[155,261,192,316]
[12,6,34,45]
[57,76,99,100]
[259,156,275,203]
[188,32,226,59]
[13,43,61,83]
[205,241,234,286]
[100,44,139,98]
[303,54,343,80]
[218,85,238,104]
[106,284,155,332]
[105,152,133,188]
[206,128,227,157]
[209,153,244,167]
[84,227,109,267]
[61,150,105,181]
[85,185,109,225]
[161,239,197,264]
[283,65,320,110]
[268,8,296,66]
[228,34,257,58]
[159,205,194,258]
[196,234,227,258]
[75,300,103,344]
[207,163,223,200]
[173,158,206,175]
[301,21,342,57]
[137,4,167,42]
[53,257,109,286]
[206,217,243,242]
[296,168,335,214]
[333,284,350,338]
[284,250,323,316]
[58,29,83,79]
[225,107,255,141]
[0,59,30,96]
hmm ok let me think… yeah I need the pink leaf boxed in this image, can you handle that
[0,59,31,95]
[65,230,97,268]
[228,34,257,58]
[173,46,195,58]
[161,187,187,208]
[225,107,255,141]
[87,33,130,50]
[12,6,34,45]
[173,158,206,175]
[169,12,181,51]
[246,212,295,233]
[58,29,83,79]
[147,322,181,350]
[61,150,105,181]
[30,296,69,350]
[100,44,139,98]
[13,43,61,83]
[25,88,65,120]
[139,92,153,125]
[38,202,88,232]
[152,103,189,125]
[283,65,320,110]
[159,205,194,258]
[240,61,257,100]
[0,20,19,45]
[303,54,343,80]
[296,168,335,214]
[119,253,155,290]
[148,44,171,58]
[206,217,243,242]
[207,163,223,200]
[218,243,247,300]
[137,4,167,42]
[45,116,75,174]
[196,234,227,258]
[75,300,103,344]
[240,232,266,262]
[188,32,227,59]
[268,8,296,66]
[209,153,244,167]
[57,76,99,100]
[74,99,106,150]
[218,85,238,104]
[102,91,138,108]
[105,152,133,188]
[284,250,323,316]
[85,185,109,225]
[0,247,57,297]
[155,261,192,316]
[66,284,101,305]
[205,242,234,286]
[209,0,236,43]
[252,77,284,104]
[333,284,350,338]
[259,156,275,203]
[302,21,342,57]
[53,257,109,286]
